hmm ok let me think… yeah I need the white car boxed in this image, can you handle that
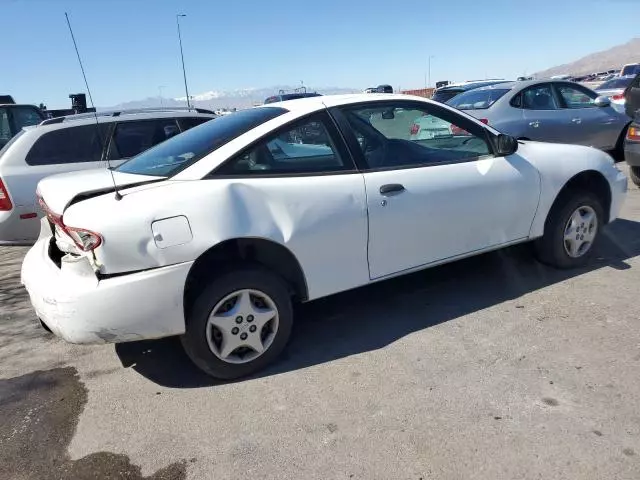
[21,94,627,379]
[0,108,216,245]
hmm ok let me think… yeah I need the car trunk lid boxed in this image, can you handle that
[37,168,163,215]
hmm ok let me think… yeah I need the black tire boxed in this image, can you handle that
[534,191,604,269]
[629,166,640,187]
[181,266,293,380]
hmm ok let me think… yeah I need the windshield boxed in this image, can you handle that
[116,107,287,177]
[447,88,511,110]
[597,77,634,90]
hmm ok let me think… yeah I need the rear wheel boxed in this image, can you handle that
[181,267,293,379]
[629,166,640,187]
[535,191,603,269]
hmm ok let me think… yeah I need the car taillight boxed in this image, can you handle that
[410,124,420,135]
[612,94,625,101]
[0,178,12,211]
[37,194,102,251]
[64,227,103,252]
[627,126,640,141]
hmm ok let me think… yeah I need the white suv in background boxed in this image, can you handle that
[0,108,216,244]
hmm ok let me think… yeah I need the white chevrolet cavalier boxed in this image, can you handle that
[21,94,627,379]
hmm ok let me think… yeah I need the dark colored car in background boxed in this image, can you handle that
[431,80,512,103]
[264,92,322,104]
[624,73,640,118]
[0,103,46,149]
[624,118,640,186]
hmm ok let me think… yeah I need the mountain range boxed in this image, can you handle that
[535,37,639,78]
[110,85,359,111]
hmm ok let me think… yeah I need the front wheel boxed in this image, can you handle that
[181,267,293,379]
[535,191,604,269]
[629,166,640,187]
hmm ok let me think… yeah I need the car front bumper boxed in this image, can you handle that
[609,168,628,223]
[21,236,192,344]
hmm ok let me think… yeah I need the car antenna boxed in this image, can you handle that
[64,12,122,201]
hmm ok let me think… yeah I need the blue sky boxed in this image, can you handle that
[4,0,638,107]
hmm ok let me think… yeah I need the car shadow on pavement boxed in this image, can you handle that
[115,218,640,388]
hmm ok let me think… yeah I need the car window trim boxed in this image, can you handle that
[328,100,497,173]
[207,110,359,178]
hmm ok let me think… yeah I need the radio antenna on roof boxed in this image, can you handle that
[64,12,122,201]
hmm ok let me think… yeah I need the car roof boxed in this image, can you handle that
[34,109,217,131]
[0,103,43,109]
[438,80,510,91]
[257,93,431,111]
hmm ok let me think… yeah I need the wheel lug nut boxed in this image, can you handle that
[232,327,239,335]
[240,332,248,340]
[249,325,257,333]
[235,316,243,324]
[247,315,254,323]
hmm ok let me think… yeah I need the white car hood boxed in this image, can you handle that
[37,168,162,214]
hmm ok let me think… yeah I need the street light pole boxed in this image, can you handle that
[176,14,191,109]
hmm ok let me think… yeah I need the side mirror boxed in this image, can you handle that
[594,96,611,107]
[381,109,395,120]
[495,134,518,156]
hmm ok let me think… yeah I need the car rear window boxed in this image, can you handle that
[431,89,463,103]
[116,107,288,177]
[597,77,634,90]
[25,124,110,166]
[447,88,511,110]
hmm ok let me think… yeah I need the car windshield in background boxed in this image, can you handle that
[431,90,463,103]
[597,77,634,90]
[116,107,288,177]
[621,65,640,76]
[447,88,511,110]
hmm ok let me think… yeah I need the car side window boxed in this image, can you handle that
[107,119,180,160]
[521,85,557,110]
[339,103,492,170]
[25,124,109,166]
[556,84,597,109]
[216,115,349,175]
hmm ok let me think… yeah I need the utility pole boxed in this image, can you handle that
[176,14,191,109]
[158,85,166,107]
[428,55,435,89]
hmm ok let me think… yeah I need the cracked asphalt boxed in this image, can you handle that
[1,165,639,479]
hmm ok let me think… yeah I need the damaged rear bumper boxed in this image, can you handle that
[21,237,193,344]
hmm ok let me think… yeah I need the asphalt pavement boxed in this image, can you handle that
[1,165,640,480]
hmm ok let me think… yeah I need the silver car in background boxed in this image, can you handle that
[447,80,631,156]
[596,75,636,113]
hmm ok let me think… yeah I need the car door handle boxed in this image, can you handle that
[379,183,405,195]
[571,117,582,124]
[529,121,540,128]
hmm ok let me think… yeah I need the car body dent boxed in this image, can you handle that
[62,173,370,301]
